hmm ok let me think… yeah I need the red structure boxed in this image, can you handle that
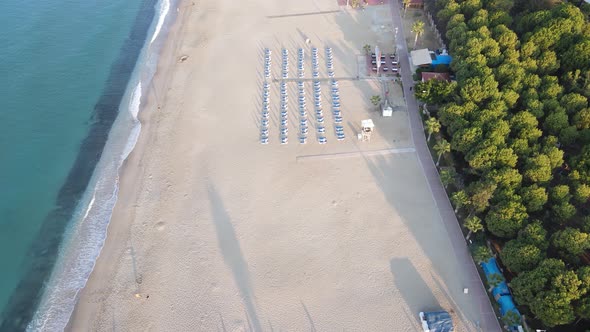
[337,0,390,6]
[421,72,450,82]
[406,0,424,9]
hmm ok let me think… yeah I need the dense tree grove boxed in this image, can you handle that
[420,0,590,327]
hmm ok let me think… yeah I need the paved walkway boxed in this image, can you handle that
[388,2,502,331]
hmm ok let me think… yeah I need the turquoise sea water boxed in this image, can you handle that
[0,0,171,330]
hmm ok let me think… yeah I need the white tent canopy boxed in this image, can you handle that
[410,48,433,66]
[362,119,375,129]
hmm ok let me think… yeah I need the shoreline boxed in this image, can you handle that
[66,1,486,330]
[65,0,190,329]
[0,0,160,330]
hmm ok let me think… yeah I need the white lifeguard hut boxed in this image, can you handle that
[358,119,375,141]
[382,99,393,117]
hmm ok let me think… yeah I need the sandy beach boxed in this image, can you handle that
[67,0,487,330]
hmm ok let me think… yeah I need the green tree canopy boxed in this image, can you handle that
[520,184,548,212]
[486,200,528,238]
[551,227,590,262]
[451,190,470,213]
[518,220,548,250]
[415,80,457,105]
[439,169,455,188]
[464,215,484,236]
[500,239,543,273]
[511,258,582,327]
[472,245,493,263]
[424,117,441,142]
[434,139,451,166]
[468,181,497,213]
[524,154,553,183]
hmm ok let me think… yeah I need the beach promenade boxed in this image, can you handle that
[67,1,499,331]
[389,1,502,330]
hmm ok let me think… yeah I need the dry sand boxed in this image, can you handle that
[68,1,484,331]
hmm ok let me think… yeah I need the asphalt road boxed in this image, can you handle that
[387,2,503,331]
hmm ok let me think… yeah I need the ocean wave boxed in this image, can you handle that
[26,0,172,330]
[150,0,170,45]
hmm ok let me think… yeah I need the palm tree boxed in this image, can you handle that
[412,20,425,48]
[402,0,411,16]
[439,169,454,189]
[472,245,492,264]
[363,44,371,55]
[464,215,483,240]
[433,139,451,167]
[502,311,522,328]
[370,95,381,109]
[424,117,440,142]
[451,190,470,213]
[487,273,505,292]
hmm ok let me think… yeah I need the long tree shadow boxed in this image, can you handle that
[364,154,479,325]
[301,301,317,332]
[207,184,262,332]
[390,257,440,314]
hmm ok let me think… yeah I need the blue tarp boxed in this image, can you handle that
[492,281,511,300]
[481,257,502,278]
[431,54,452,66]
[480,258,522,330]
[498,295,519,316]
[423,311,454,332]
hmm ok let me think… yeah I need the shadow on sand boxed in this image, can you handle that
[362,153,480,328]
[389,257,440,314]
[208,184,262,332]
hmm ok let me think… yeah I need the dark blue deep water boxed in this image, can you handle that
[0,0,170,329]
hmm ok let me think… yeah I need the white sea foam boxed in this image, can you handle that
[82,192,95,221]
[26,0,172,330]
[150,0,170,45]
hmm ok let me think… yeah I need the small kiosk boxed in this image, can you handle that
[382,100,393,117]
[358,119,375,141]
